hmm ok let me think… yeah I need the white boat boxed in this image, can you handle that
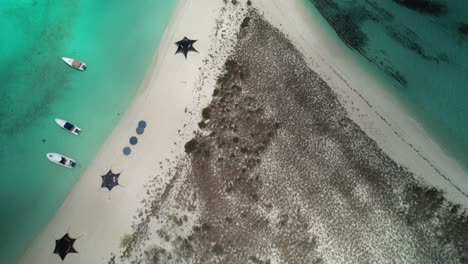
[61,57,87,71]
[46,153,77,169]
[55,118,81,135]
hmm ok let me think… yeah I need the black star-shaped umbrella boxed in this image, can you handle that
[175,37,198,59]
[101,170,121,191]
[53,233,78,260]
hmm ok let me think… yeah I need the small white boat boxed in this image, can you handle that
[47,153,77,168]
[61,57,87,71]
[55,118,81,135]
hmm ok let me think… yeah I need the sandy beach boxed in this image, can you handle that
[20,0,468,263]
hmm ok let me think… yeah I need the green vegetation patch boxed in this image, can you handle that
[212,242,224,255]
[120,233,135,248]
[248,256,271,264]
[198,121,207,129]
[241,17,251,28]
[185,139,199,153]
[202,107,212,120]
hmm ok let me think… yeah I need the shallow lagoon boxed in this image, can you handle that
[0,0,176,262]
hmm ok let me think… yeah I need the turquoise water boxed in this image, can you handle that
[0,0,177,262]
[303,0,468,171]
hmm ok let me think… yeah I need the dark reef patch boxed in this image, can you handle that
[309,0,409,87]
[387,28,450,64]
[459,23,468,36]
[384,67,408,87]
[309,0,454,88]
[365,0,394,20]
[309,0,369,53]
[393,0,448,16]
